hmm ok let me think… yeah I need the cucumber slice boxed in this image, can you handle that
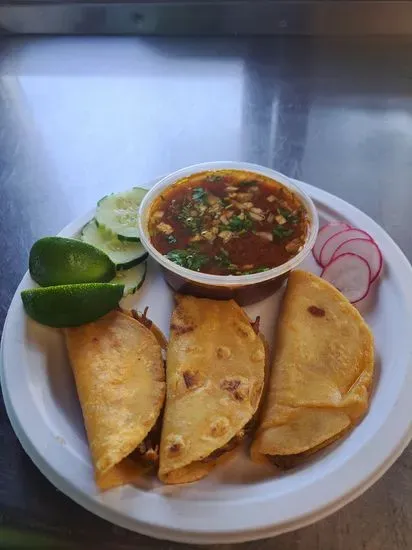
[111,262,147,295]
[81,220,148,270]
[95,187,147,242]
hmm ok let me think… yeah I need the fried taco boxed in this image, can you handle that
[251,270,374,468]
[159,295,266,484]
[64,308,166,490]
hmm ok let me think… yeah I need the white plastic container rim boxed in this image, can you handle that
[138,161,319,287]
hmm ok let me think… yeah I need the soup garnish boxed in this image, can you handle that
[149,170,309,276]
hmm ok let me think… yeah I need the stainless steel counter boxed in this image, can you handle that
[3,1,412,35]
[1,37,412,549]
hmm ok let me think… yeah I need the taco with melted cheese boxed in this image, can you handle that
[251,270,374,469]
[159,295,266,484]
[65,308,166,490]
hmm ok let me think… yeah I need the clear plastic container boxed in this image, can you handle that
[138,161,319,305]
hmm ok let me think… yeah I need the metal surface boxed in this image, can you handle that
[1,36,412,549]
[2,1,412,36]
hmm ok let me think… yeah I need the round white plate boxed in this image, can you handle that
[2,179,412,544]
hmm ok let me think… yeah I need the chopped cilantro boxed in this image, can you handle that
[166,248,208,271]
[227,215,253,233]
[192,187,208,203]
[273,226,294,240]
[214,248,231,267]
[277,207,291,218]
[248,266,270,274]
[277,207,300,225]
[177,202,202,234]
[237,266,270,275]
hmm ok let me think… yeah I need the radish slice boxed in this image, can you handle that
[320,228,373,267]
[312,222,350,264]
[321,253,371,303]
[331,238,383,282]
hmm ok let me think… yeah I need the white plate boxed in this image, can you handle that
[2,179,412,544]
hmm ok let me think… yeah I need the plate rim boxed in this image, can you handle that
[2,178,412,544]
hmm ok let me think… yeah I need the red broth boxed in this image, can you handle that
[149,170,309,276]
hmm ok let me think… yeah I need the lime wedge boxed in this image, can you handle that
[21,283,124,327]
[29,237,116,287]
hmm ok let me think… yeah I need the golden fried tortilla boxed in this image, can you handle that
[65,309,165,490]
[251,270,374,467]
[159,295,266,484]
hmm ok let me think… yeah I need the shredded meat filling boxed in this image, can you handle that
[266,429,348,470]
[251,315,261,334]
[132,306,153,330]
[201,419,255,464]
[265,454,303,470]
[129,414,163,467]
[201,432,244,463]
